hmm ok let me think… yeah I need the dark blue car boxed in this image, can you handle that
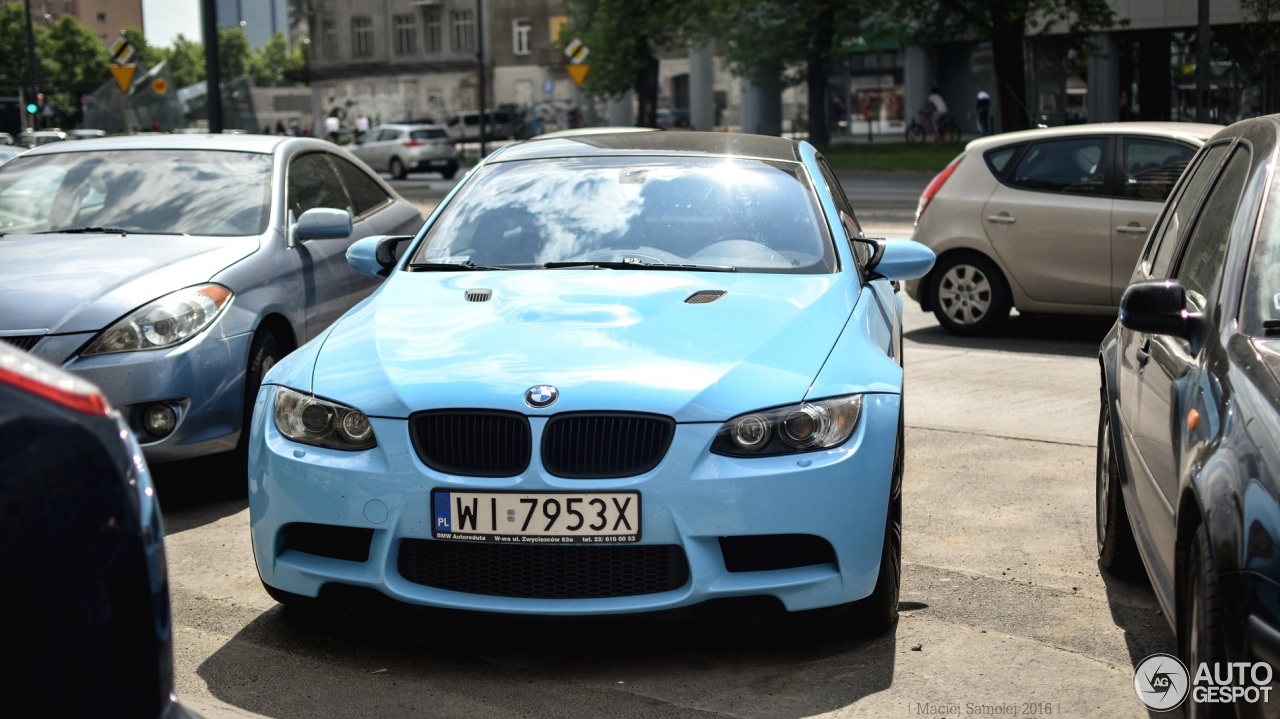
[1098,114,1280,716]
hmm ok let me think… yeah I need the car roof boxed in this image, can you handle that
[16,132,313,156]
[493,130,804,163]
[961,121,1224,154]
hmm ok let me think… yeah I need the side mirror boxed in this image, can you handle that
[348,234,414,278]
[862,237,935,282]
[293,207,353,243]
[1119,280,1207,353]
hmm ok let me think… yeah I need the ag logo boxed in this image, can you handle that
[1134,653,1189,711]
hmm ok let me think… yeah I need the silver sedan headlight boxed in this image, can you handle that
[82,284,232,355]
[711,395,863,457]
[273,387,377,451]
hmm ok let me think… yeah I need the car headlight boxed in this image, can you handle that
[711,395,863,457]
[82,284,232,356]
[273,386,377,451]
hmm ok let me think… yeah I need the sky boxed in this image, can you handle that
[141,0,202,47]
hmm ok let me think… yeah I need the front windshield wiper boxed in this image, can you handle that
[37,226,130,235]
[406,260,511,272]
[542,261,736,272]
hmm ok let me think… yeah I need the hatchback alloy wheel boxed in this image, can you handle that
[929,254,1010,335]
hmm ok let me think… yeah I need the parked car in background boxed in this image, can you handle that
[0,134,422,466]
[347,122,460,179]
[67,128,107,140]
[445,110,522,142]
[656,108,692,130]
[0,131,13,145]
[0,342,198,718]
[906,121,1220,335]
[0,145,23,166]
[1098,114,1280,716]
[17,129,67,147]
[249,131,935,635]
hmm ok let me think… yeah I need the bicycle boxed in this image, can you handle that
[905,112,963,143]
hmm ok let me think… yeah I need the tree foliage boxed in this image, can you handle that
[163,34,206,89]
[0,3,54,99]
[895,0,1118,131]
[247,31,307,87]
[44,15,111,127]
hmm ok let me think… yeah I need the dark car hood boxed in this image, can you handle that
[0,233,258,334]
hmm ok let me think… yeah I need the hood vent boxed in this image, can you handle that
[684,290,726,305]
[465,288,493,302]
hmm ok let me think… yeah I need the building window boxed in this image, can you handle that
[96,12,106,22]
[352,16,373,59]
[451,9,474,52]
[513,18,531,56]
[322,20,337,60]
[393,14,416,56]
[423,10,441,53]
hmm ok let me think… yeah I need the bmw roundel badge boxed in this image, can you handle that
[525,385,558,408]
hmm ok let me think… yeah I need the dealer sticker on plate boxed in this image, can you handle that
[432,490,641,544]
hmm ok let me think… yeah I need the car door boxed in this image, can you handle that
[1109,136,1199,303]
[285,150,368,338]
[1128,144,1248,576]
[981,135,1112,306]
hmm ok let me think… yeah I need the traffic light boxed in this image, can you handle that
[26,102,36,114]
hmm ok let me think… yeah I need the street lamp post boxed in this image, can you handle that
[477,0,486,157]
[23,0,39,130]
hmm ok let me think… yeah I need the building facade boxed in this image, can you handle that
[29,0,143,44]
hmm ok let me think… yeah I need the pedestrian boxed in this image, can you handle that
[976,87,991,136]
[324,115,340,143]
[354,114,369,139]
[926,87,948,141]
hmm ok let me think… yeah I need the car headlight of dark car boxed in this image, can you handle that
[82,284,232,355]
[712,395,863,457]
[273,387,377,451]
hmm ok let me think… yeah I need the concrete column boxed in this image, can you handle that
[689,40,715,131]
[904,45,932,127]
[1087,33,1120,123]
[740,78,782,136]
[607,91,633,126]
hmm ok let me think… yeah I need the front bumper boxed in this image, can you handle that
[249,388,901,616]
[31,328,253,462]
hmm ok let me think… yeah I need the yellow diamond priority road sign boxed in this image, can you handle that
[108,34,135,65]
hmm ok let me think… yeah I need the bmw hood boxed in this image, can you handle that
[311,271,861,422]
[0,233,260,333]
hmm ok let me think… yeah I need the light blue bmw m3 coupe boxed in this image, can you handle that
[249,131,935,634]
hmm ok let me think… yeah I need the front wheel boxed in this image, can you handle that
[389,157,407,180]
[1097,399,1140,576]
[905,123,927,144]
[440,163,459,180]
[841,418,902,637]
[234,330,284,471]
[1181,524,1233,719]
[928,253,1011,335]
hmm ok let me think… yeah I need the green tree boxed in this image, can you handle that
[163,33,205,89]
[562,0,703,127]
[248,30,306,87]
[894,0,1118,132]
[217,25,252,80]
[121,25,164,68]
[44,15,110,127]
[0,3,54,106]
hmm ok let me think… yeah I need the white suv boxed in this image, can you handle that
[905,121,1221,335]
[348,123,459,180]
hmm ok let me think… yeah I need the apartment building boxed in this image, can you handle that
[28,0,143,44]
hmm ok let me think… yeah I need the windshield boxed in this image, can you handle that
[0,149,272,236]
[410,156,834,274]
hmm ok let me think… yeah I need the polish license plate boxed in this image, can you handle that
[431,490,641,544]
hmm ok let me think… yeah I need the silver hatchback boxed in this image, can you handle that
[905,122,1220,335]
[348,123,459,180]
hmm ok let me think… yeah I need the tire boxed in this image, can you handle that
[389,157,407,180]
[942,119,963,143]
[842,416,903,637]
[233,330,284,473]
[928,253,1011,335]
[1181,524,1233,719]
[905,123,927,144]
[440,163,458,180]
[1096,398,1140,577]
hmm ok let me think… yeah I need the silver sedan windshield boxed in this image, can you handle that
[412,156,835,274]
[0,149,273,237]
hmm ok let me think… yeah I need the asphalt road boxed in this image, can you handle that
[154,171,1176,718]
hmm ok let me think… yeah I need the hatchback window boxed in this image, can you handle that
[410,128,448,140]
[0,149,271,236]
[1007,137,1108,196]
[984,145,1020,176]
[1174,147,1249,313]
[1144,143,1229,278]
[1122,138,1196,201]
[412,157,834,274]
